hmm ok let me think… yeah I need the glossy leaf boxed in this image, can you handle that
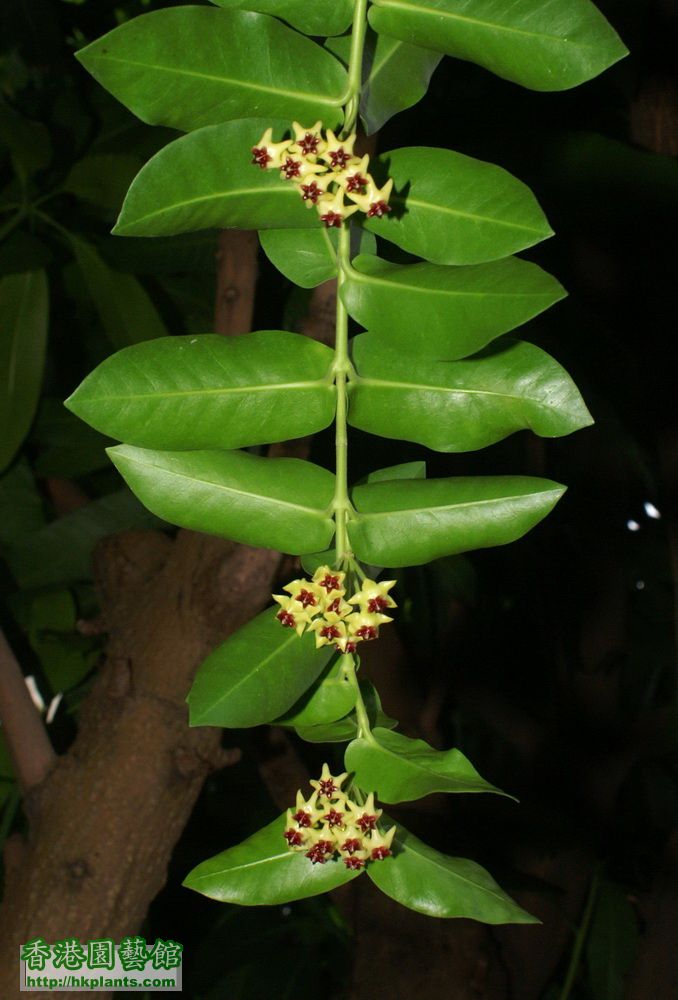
[349,334,593,452]
[326,31,442,135]
[208,0,352,38]
[65,331,335,451]
[184,813,361,904]
[364,147,553,264]
[367,461,426,484]
[275,656,356,728]
[368,821,538,923]
[70,237,167,348]
[342,254,565,359]
[108,446,336,555]
[76,8,346,132]
[188,607,333,728]
[346,727,506,803]
[295,682,398,743]
[348,476,565,567]
[260,228,376,289]
[368,0,627,92]
[114,119,320,237]
[0,271,48,471]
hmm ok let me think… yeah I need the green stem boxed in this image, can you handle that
[558,866,601,1000]
[332,223,351,562]
[342,0,369,137]
[342,653,372,739]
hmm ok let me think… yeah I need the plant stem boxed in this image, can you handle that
[342,653,372,739]
[332,223,351,562]
[342,0,369,136]
[0,209,26,243]
[558,866,601,1000]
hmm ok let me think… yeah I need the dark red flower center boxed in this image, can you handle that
[318,778,337,797]
[355,625,378,641]
[367,596,390,613]
[299,133,320,155]
[251,147,271,169]
[292,809,312,828]
[282,157,302,179]
[329,148,351,170]
[277,610,296,628]
[306,840,333,864]
[343,641,358,654]
[301,182,321,203]
[324,809,344,828]
[341,838,362,855]
[371,846,392,861]
[326,597,342,614]
[296,589,317,608]
[320,211,343,229]
[356,813,377,833]
[367,200,391,218]
[345,173,368,193]
[344,856,365,870]
[284,829,303,846]
[320,625,341,640]
[319,574,341,592]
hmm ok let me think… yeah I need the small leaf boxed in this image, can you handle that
[275,656,356,728]
[188,607,333,728]
[109,446,336,555]
[0,98,51,180]
[0,271,48,471]
[260,228,376,289]
[76,8,346,132]
[295,682,398,744]
[365,147,553,264]
[115,119,319,238]
[70,237,167,348]
[183,813,361,904]
[65,331,335,451]
[342,253,565,359]
[368,820,538,923]
[349,335,593,452]
[346,727,506,803]
[348,476,565,567]
[368,0,628,92]
[208,0,352,38]
[63,153,145,213]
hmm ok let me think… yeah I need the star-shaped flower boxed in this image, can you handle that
[290,120,326,159]
[322,129,360,171]
[346,610,393,642]
[251,128,292,170]
[310,764,348,801]
[348,578,397,615]
[272,595,313,636]
[346,177,394,218]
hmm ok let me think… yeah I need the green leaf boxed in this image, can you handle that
[275,656,356,728]
[65,331,335,451]
[260,228,376,289]
[0,271,48,471]
[70,237,168,348]
[208,0,352,38]
[295,682,398,743]
[365,147,553,264]
[368,0,627,92]
[114,119,320,238]
[63,153,145,213]
[348,476,565,567]
[346,727,506,803]
[6,489,161,589]
[183,813,361,904]
[0,98,51,180]
[188,607,333,728]
[349,334,593,452]
[586,880,639,1000]
[0,460,45,557]
[76,8,347,132]
[368,821,538,923]
[32,399,112,479]
[342,254,566,359]
[326,32,442,135]
[109,446,336,555]
[367,461,426,484]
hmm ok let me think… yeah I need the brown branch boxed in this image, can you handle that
[214,229,259,336]
[0,628,56,797]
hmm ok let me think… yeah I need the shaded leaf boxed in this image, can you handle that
[209,0,352,38]
[275,656,356,728]
[184,813,361,904]
[63,153,145,213]
[295,682,398,743]
[0,270,48,471]
[365,146,553,264]
[348,476,565,567]
[260,228,376,289]
[342,253,565,359]
[188,607,333,728]
[76,9,346,132]
[368,0,627,92]
[109,446,336,555]
[586,880,639,1000]
[349,334,593,452]
[66,331,335,451]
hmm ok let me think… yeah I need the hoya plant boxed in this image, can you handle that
[66,0,626,922]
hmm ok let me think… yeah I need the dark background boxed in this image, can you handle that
[0,1,676,997]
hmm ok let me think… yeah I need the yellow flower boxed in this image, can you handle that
[315,187,359,229]
[346,610,393,642]
[346,792,382,832]
[346,177,394,218]
[335,154,371,195]
[282,578,324,612]
[289,120,326,159]
[369,825,396,861]
[312,565,346,595]
[272,595,313,636]
[322,129,360,171]
[251,127,292,170]
[310,763,348,801]
[348,578,397,614]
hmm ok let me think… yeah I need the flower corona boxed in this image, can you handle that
[251,122,393,227]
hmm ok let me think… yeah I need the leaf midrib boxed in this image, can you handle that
[87,52,343,108]
[394,195,547,235]
[348,264,553,299]
[117,184,300,231]
[353,374,560,414]
[78,378,331,405]
[353,488,562,520]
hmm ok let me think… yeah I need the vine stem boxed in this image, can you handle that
[341,653,373,740]
[557,866,601,1000]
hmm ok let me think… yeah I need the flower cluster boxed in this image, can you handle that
[273,565,396,654]
[284,765,395,869]
[251,121,393,228]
